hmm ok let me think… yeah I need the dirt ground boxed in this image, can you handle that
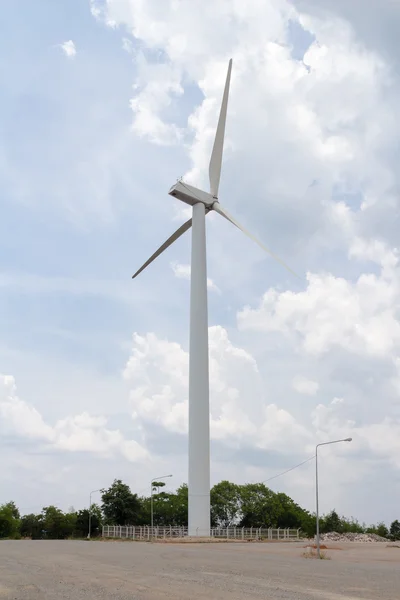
[0,539,399,599]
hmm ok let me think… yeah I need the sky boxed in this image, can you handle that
[1,0,400,526]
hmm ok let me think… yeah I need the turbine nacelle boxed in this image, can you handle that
[168,181,216,208]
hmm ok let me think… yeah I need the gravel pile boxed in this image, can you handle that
[321,532,387,543]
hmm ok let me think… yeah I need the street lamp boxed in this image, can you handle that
[87,489,101,540]
[151,474,172,531]
[315,438,352,558]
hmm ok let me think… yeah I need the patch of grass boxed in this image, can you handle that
[302,547,331,560]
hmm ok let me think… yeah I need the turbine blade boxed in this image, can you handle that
[132,218,192,279]
[213,203,299,278]
[209,59,232,199]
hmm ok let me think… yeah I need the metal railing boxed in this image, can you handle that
[102,525,301,541]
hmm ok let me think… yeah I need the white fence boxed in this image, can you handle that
[102,525,301,541]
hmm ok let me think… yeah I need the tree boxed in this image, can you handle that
[1,479,391,539]
[74,505,101,538]
[41,506,76,539]
[211,481,241,527]
[152,481,166,491]
[0,503,20,539]
[238,483,280,528]
[90,503,103,531]
[4,501,20,520]
[274,493,312,530]
[214,482,316,531]
[366,522,388,538]
[298,511,316,538]
[376,522,388,538]
[390,520,400,541]
[139,483,188,526]
[169,484,188,526]
[340,516,364,534]
[20,514,43,539]
[101,479,141,525]
[150,491,173,526]
[322,509,342,533]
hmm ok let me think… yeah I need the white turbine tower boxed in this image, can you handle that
[132,59,296,536]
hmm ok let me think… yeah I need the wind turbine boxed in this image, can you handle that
[132,59,296,536]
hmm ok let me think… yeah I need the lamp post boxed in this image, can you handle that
[150,474,172,533]
[87,489,101,540]
[315,438,352,558]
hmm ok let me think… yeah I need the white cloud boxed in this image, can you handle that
[292,376,319,396]
[90,0,117,26]
[124,327,311,451]
[129,59,184,145]
[89,0,102,19]
[60,40,76,59]
[349,236,399,276]
[0,375,147,462]
[311,397,400,470]
[95,0,395,203]
[238,248,400,359]
[0,375,54,441]
[170,262,220,293]
[121,326,400,515]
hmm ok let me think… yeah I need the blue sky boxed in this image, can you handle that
[1,1,185,372]
[1,0,400,525]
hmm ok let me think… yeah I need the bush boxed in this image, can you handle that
[366,522,388,538]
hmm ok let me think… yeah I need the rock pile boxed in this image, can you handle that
[321,532,387,543]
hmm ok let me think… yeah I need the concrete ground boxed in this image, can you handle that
[0,540,399,599]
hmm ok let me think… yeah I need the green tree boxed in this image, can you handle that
[4,501,20,520]
[273,493,308,529]
[238,483,279,527]
[74,505,101,538]
[140,483,188,526]
[74,509,90,538]
[2,481,390,540]
[322,509,342,533]
[390,520,400,541]
[169,483,188,526]
[150,491,173,526]
[366,522,388,538]
[20,514,43,539]
[211,481,241,527]
[298,511,316,538]
[152,481,166,491]
[41,506,76,539]
[0,503,20,538]
[340,516,364,534]
[101,479,141,525]
[376,522,389,538]
[90,503,103,531]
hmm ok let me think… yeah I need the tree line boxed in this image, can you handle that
[1,479,399,540]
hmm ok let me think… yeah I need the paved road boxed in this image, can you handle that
[0,540,399,599]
